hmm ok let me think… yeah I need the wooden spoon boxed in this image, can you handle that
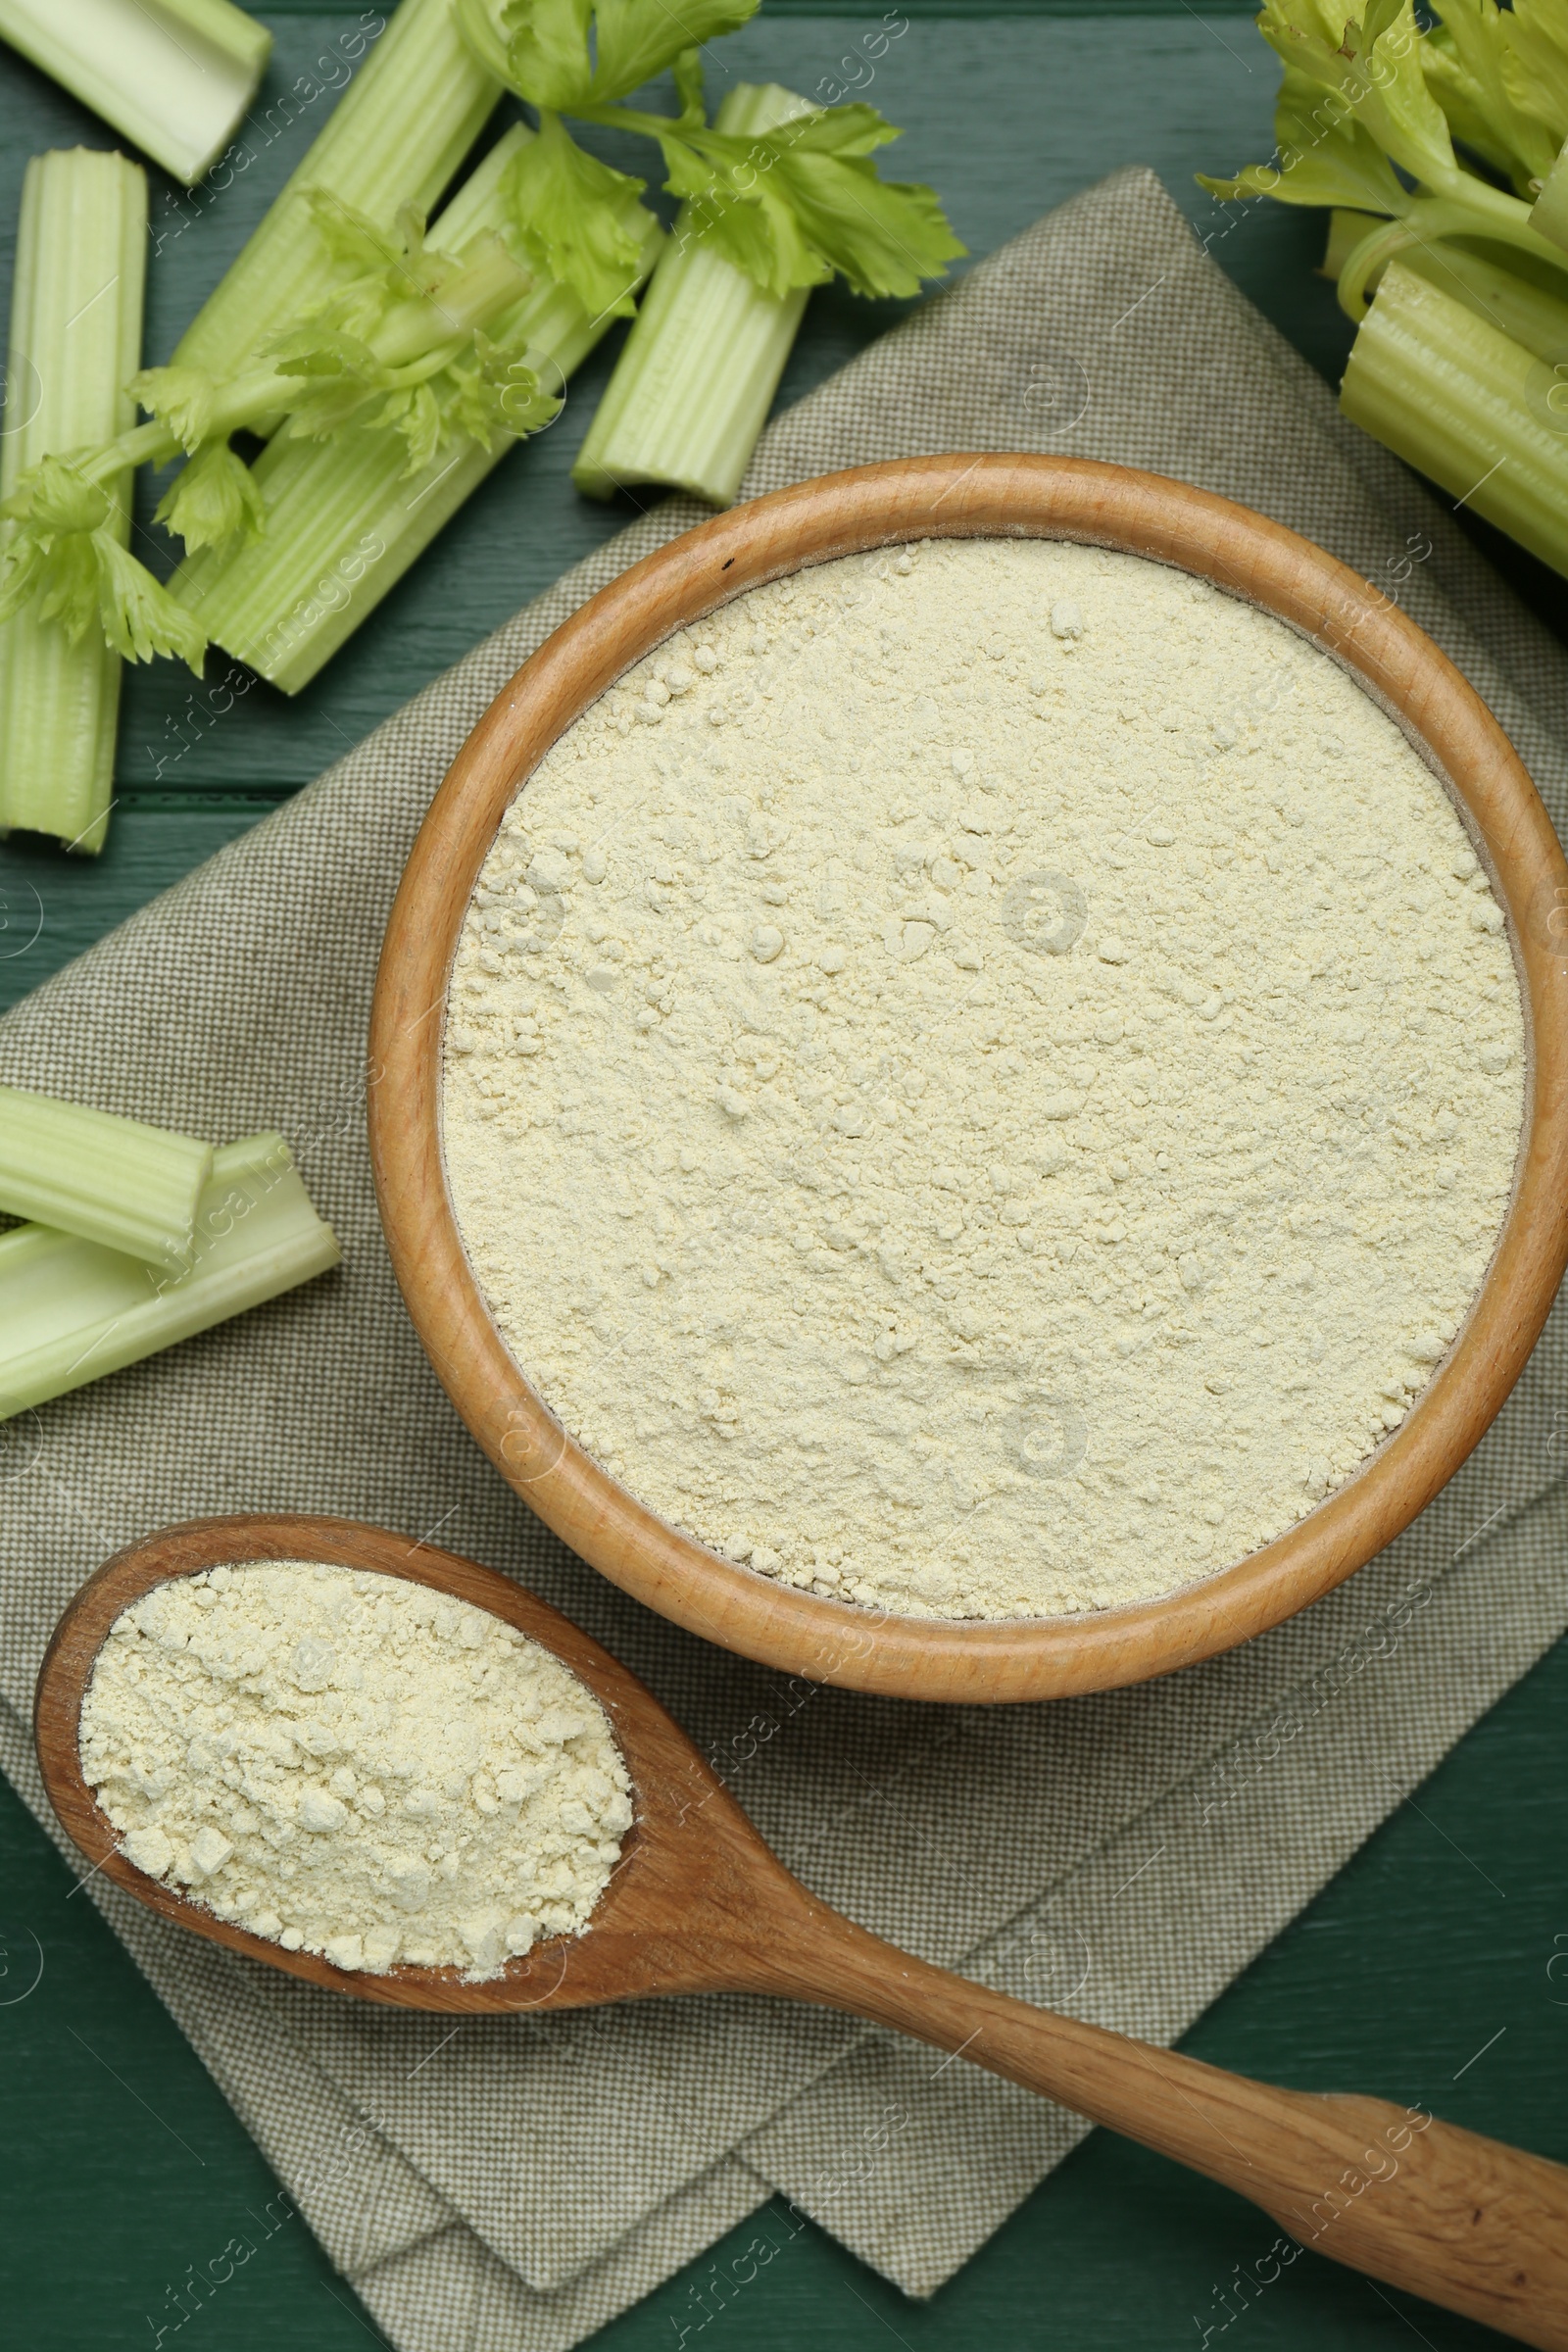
[36,1514,1568,2350]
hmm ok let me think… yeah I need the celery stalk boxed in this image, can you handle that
[0,150,145,855]
[171,125,662,692]
[1395,241,1568,364]
[0,1086,212,1266]
[1322,205,1568,355]
[572,83,813,510]
[172,0,499,380]
[1341,261,1568,580]
[1320,210,1381,281]
[0,0,269,185]
[0,1133,340,1420]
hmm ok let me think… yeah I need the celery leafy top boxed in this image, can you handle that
[455,0,962,311]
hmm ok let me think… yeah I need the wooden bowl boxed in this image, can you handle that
[369,454,1568,1703]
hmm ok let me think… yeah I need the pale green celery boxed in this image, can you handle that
[1342,262,1568,580]
[0,1133,340,1421]
[572,84,813,509]
[0,0,269,184]
[173,0,499,380]
[0,1085,212,1266]
[1321,209,1381,280]
[1396,242,1568,363]
[1324,205,1568,353]
[172,125,662,692]
[0,150,145,855]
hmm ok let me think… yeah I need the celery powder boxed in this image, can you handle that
[81,1561,632,1976]
[443,540,1524,1618]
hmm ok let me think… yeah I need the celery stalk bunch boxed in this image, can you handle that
[0,1089,340,1421]
[1201,0,1568,579]
[0,0,961,845]
[0,0,516,850]
[171,123,662,692]
[0,196,559,673]
[453,0,962,504]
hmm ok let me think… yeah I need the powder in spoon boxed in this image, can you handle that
[443,537,1525,1619]
[79,1561,633,1978]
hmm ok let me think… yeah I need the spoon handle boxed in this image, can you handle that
[744,1905,1568,2348]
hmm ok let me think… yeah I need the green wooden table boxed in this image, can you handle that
[2,8,1565,2348]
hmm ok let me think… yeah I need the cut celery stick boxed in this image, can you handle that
[572,83,813,510]
[0,1133,340,1421]
[0,149,146,856]
[171,124,662,692]
[1342,262,1568,581]
[0,0,269,185]
[173,0,499,380]
[0,1085,212,1266]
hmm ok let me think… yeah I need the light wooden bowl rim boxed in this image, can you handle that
[368,453,1568,1703]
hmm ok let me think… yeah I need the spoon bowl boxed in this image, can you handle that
[33,1512,1568,2348]
[34,1510,767,2014]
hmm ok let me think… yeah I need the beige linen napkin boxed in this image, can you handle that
[3,165,1568,2351]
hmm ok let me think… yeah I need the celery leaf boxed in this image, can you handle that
[1258,0,1458,190]
[94,540,208,671]
[456,8,956,304]
[303,187,408,272]
[659,128,825,295]
[588,0,759,104]
[502,0,595,108]
[155,442,267,557]
[1421,24,1528,188]
[1199,70,1408,214]
[460,0,759,107]
[756,107,965,298]
[0,520,59,627]
[299,198,462,338]
[666,105,964,300]
[270,328,394,441]
[450,338,564,449]
[1,454,111,537]
[701,182,826,296]
[132,366,220,454]
[1424,0,1558,189]
[0,462,206,672]
[390,381,445,473]
[504,112,654,317]
[1504,0,1568,151]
